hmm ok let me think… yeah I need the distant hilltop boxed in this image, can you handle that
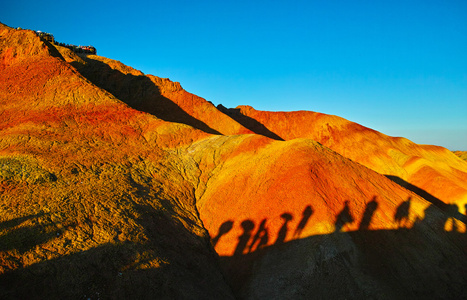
[34,29,96,54]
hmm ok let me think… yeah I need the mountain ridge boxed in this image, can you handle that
[229,105,467,208]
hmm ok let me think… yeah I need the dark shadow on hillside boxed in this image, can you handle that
[42,40,67,61]
[214,199,467,299]
[359,197,377,230]
[394,196,411,228]
[234,220,255,256]
[0,204,234,300]
[249,219,269,252]
[220,228,467,300]
[335,200,354,232]
[0,213,46,231]
[212,221,234,247]
[71,57,221,135]
[217,105,284,140]
[0,213,58,255]
[275,213,293,244]
[0,224,58,254]
[294,205,313,237]
[386,175,467,224]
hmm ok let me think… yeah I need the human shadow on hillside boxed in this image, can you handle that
[215,199,467,299]
[394,196,411,228]
[359,197,378,230]
[249,219,269,252]
[294,205,313,237]
[211,221,234,247]
[0,204,234,300]
[71,57,221,135]
[217,105,284,140]
[386,175,467,224]
[334,200,354,232]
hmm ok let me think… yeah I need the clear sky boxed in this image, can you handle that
[2,0,466,150]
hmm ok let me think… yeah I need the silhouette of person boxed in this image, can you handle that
[415,204,445,231]
[234,220,255,256]
[335,200,354,232]
[293,205,313,238]
[211,221,234,247]
[275,213,293,244]
[359,197,378,230]
[258,227,269,248]
[444,204,460,232]
[248,219,269,252]
[465,204,467,233]
[394,197,412,228]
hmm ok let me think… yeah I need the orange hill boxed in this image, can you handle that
[224,105,467,210]
[1,23,466,299]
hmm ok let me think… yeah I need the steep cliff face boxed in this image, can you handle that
[230,105,467,209]
[1,23,466,299]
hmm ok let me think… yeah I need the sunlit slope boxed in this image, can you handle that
[184,134,450,255]
[182,134,466,299]
[231,105,467,209]
[0,24,233,299]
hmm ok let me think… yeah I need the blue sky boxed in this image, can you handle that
[2,0,466,149]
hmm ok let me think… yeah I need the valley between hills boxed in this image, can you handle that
[1,23,466,299]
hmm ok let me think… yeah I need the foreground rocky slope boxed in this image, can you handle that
[1,24,466,299]
[0,24,233,299]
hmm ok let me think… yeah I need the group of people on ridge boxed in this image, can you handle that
[35,30,97,55]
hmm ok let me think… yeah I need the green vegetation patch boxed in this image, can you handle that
[0,156,57,184]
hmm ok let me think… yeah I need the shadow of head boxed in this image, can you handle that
[212,221,234,247]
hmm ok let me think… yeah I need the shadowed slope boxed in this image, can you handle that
[66,53,253,136]
[219,225,467,299]
[232,105,467,209]
[70,56,221,135]
[217,105,284,140]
